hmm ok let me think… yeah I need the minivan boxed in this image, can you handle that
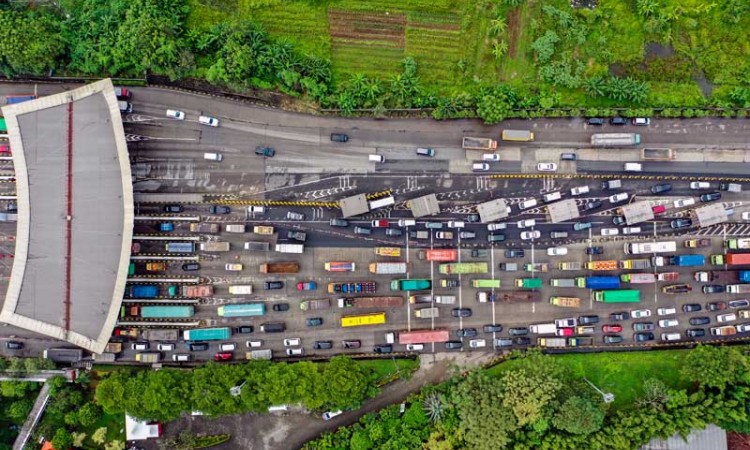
[416,147,435,157]
[354,226,372,235]
[330,133,349,142]
[543,191,561,203]
[519,199,538,210]
[472,163,490,172]
[369,154,385,163]
[570,186,589,196]
[204,152,223,162]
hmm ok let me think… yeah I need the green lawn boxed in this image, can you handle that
[356,357,420,383]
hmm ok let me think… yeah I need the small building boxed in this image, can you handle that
[339,194,369,218]
[691,203,729,228]
[619,202,654,225]
[125,414,162,440]
[546,199,580,224]
[408,194,440,218]
[476,199,509,223]
[640,424,726,450]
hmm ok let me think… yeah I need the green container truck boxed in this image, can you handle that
[390,279,431,291]
[514,278,542,289]
[182,327,232,341]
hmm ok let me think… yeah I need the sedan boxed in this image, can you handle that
[547,247,568,256]
[163,204,183,213]
[706,301,727,311]
[385,228,403,237]
[603,335,624,344]
[342,340,361,349]
[631,309,652,319]
[634,332,655,342]
[505,249,525,258]
[488,233,506,242]
[451,308,472,318]
[586,246,604,255]
[700,192,722,202]
[459,231,476,239]
[264,281,283,290]
[633,322,655,331]
[682,303,702,312]
[690,182,710,189]
[182,263,200,271]
[322,410,343,421]
[610,311,629,321]
[690,316,711,326]
[373,344,392,354]
[602,324,622,333]
[272,303,290,312]
[371,219,389,228]
[214,352,233,361]
[456,328,479,338]
[209,205,231,214]
[612,215,626,226]
[517,219,536,228]
[296,281,317,291]
[234,326,254,334]
[254,146,275,157]
[582,200,602,211]
[686,328,706,338]
[305,317,323,327]
[601,228,619,236]
[650,183,672,194]
[520,230,541,240]
[513,337,532,345]
[658,319,679,328]
[483,324,503,333]
[578,315,600,325]
[537,162,557,172]
[313,341,334,350]
[444,341,463,350]
[508,327,529,336]
[703,285,725,294]
[670,218,692,229]
[729,300,750,308]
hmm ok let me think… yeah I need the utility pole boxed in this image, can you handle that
[583,378,614,404]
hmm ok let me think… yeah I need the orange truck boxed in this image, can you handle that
[586,260,618,271]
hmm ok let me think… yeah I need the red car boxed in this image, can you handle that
[602,324,623,333]
[296,281,317,291]
[651,205,666,215]
[555,327,574,336]
[371,219,389,228]
[0,145,11,154]
[214,352,233,361]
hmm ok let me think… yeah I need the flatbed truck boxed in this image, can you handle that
[549,297,581,307]
[260,262,300,274]
[337,297,403,308]
[462,137,497,150]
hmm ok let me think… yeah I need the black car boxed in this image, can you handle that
[702,285,725,294]
[342,340,361,349]
[587,117,605,125]
[690,316,711,326]
[188,342,209,351]
[313,341,333,350]
[670,218,692,229]
[682,303,702,312]
[306,317,323,327]
[650,183,672,194]
[586,246,604,255]
[700,192,722,202]
[163,204,183,213]
[729,299,750,308]
[508,327,529,336]
[6,341,23,350]
[686,328,706,338]
[456,328,478,338]
[610,311,629,321]
[583,200,602,211]
[444,341,463,350]
[610,117,628,125]
[633,322,655,331]
[634,332,655,342]
[330,133,349,142]
[513,337,532,345]
[209,205,231,214]
[451,308,472,318]
[578,315,600,325]
[254,146,275,157]
[182,263,200,271]
[505,249,525,258]
[264,281,284,290]
[612,215,626,225]
[272,303,290,312]
[483,324,503,333]
[373,344,392,354]
[234,326,254,334]
[385,228,403,237]
[494,338,513,347]
[603,335,624,344]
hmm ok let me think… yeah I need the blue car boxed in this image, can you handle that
[160,222,174,232]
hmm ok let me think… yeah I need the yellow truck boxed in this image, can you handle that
[253,225,274,235]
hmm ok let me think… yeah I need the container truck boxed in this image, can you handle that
[260,262,300,274]
[121,305,194,318]
[419,249,458,261]
[558,261,583,271]
[398,330,450,344]
[529,323,557,334]
[515,278,543,289]
[726,284,750,294]
[524,263,549,272]
[415,307,439,319]
[246,349,273,360]
[217,303,266,317]
[671,254,705,266]
[434,295,456,304]
[462,137,497,150]
[141,329,179,341]
[550,278,577,288]
[190,223,219,233]
[135,352,161,363]
[43,348,84,363]
[391,279,431,291]
[576,276,621,289]
[368,262,407,274]
[225,224,246,233]
[128,285,159,298]
[726,239,750,250]
[586,260,618,271]
[165,242,195,253]
[275,244,304,254]
[568,337,594,346]
[228,285,253,295]
[182,285,213,297]
[376,247,401,257]
[590,133,641,146]
[550,297,581,307]
[620,259,652,270]
[244,241,271,251]
[438,262,489,274]
[657,272,680,282]
[328,282,377,294]
[620,273,656,284]
[325,261,356,272]
[712,253,750,265]
[146,262,166,272]
[502,129,534,141]
[300,299,332,310]
[183,327,232,341]
[200,241,230,252]
[641,148,675,161]
[338,297,403,308]
[538,337,567,347]
[253,225,274,235]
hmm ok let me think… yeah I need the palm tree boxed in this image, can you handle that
[489,18,507,36]
[423,392,444,423]
[492,40,509,59]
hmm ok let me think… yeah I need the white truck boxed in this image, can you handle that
[529,323,557,334]
[368,262,408,274]
[275,243,304,254]
[225,224,246,233]
[415,307,439,319]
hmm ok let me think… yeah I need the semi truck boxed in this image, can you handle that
[586,260,618,271]
[641,148,675,161]
[558,261,583,271]
[128,285,159,298]
[538,338,567,347]
[337,297,403,308]
[726,239,750,250]
[529,323,557,334]
[376,247,401,257]
[260,262,300,274]
[141,329,179,341]
[190,223,219,233]
[275,244,304,254]
[391,279,431,291]
[590,133,641,146]
[121,305,194,318]
[368,262,407,274]
[325,261,356,272]
[727,284,750,294]
[244,241,271,251]
[550,278,577,288]
[418,249,458,261]
[415,307,439,319]
[438,262,489,274]
[135,352,161,363]
[328,282,377,294]
[576,276,621,289]
[398,330,450,344]
[182,285,213,297]
[462,137,497,150]
[43,348,84,363]
[200,241,230,252]
[670,254,705,266]
[300,299,332,310]
[620,273,656,284]
[515,278,543,289]
[711,253,750,265]
[549,297,581,307]
[217,303,266,317]
[165,242,195,253]
[620,259,652,270]
[183,327,232,341]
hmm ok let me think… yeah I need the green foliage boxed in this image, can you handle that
[92,427,108,444]
[7,399,33,423]
[476,84,518,124]
[552,396,604,435]
[682,345,749,390]
[501,365,562,426]
[51,428,74,450]
[0,9,65,76]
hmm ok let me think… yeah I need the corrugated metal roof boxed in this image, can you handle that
[641,424,727,450]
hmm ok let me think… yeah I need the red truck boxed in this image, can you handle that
[259,262,300,274]
[419,249,458,262]
[398,330,450,345]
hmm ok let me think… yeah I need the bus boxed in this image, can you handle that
[368,196,395,210]
[471,279,501,288]
[624,241,677,255]
[593,290,640,303]
[340,312,386,327]
[217,303,266,317]
[438,262,489,274]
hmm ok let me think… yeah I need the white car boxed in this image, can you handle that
[631,309,652,319]
[601,228,619,236]
[547,246,568,256]
[570,186,590,196]
[743,212,750,220]
[283,338,301,347]
[519,199,538,210]
[520,230,541,240]
[469,339,486,348]
[657,307,676,316]
[555,318,577,328]
[487,222,507,231]
[322,410,343,421]
[537,162,558,172]
[472,162,490,172]
[447,221,465,228]
[736,323,750,333]
[608,192,629,204]
[622,227,641,235]
[690,182,710,189]
[673,198,695,208]
[198,115,220,127]
[157,343,175,351]
[482,153,501,161]
[286,348,303,356]
[248,205,266,214]
[166,109,185,120]
[246,340,263,348]
[658,319,679,328]
[717,313,737,323]
[632,117,651,125]
[406,344,424,351]
[517,219,536,228]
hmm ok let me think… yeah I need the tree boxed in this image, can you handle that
[77,402,102,428]
[476,85,517,124]
[492,41,509,60]
[92,427,108,445]
[423,391,444,423]
[72,432,87,447]
[7,399,33,423]
[322,356,376,409]
[51,428,74,450]
[95,370,131,415]
[637,378,670,411]
[682,345,749,390]
[105,440,125,450]
[488,18,507,36]
[552,396,604,434]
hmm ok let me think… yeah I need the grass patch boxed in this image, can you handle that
[357,357,420,383]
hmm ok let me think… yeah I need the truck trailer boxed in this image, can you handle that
[538,338,567,347]
[275,244,304,254]
[141,329,179,341]
[135,352,161,363]
[670,254,705,266]
[182,285,213,297]
[200,241,230,252]
[368,262,407,274]
[419,249,458,261]
[337,297,403,308]
[165,242,195,253]
[641,148,675,161]
[576,276,621,289]
[398,330,450,344]
[217,303,266,317]
[390,279,431,291]
[501,129,534,141]
[328,282,377,294]
[190,223,219,233]
[586,260,618,271]
[590,133,641,146]
[260,262,300,274]
[300,299,332,310]
[128,285,159,298]
[121,305,194,318]
[549,297,581,307]
[183,327,232,341]
[462,137,497,150]
[325,261,356,272]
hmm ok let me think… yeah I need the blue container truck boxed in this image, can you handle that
[741,271,750,283]
[165,242,195,253]
[670,254,705,267]
[576,276,620,290]
[128,285,159,298]
[183,327,232,341]
[216,303,266,317]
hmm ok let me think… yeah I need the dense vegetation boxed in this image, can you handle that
[0,0,748,123]
[304,346,750,450]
